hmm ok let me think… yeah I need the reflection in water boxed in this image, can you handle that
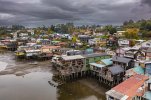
[0,72,57,100]
[57,82,106,100]
[0,72,106,100]
[0,52,106,100]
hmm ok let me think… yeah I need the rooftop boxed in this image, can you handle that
[112,56,132,63]
[112,74,148,98]
[90,63,105,68]
[146,47,151,53]
[108,65,124,75]
[41,46,60,49]
[101,58,112,66]
[106,90,128,100]
[143,91,151,100]
[83,53,108,58]
[62,55,85,61]
[133,66,144,75]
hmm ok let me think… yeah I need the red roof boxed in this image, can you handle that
[41,46,60,49]
[113,74,148,99]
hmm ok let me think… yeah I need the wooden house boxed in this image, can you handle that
[143,78,151,100]
[25,49,41,58]
[105,65,124,82]
[118,39,129,47]
[40,46,60,54]
[143,47,151,60]
[52,53,111,75]
[124,49,145,60]
[89,57,125,85]
[52,48,73,55]
[106,74,149,100]
[90,58,113,78]
[83,53,111,70]
[78,35,93,43]
[112,56,134,70]
[56,42,68,47]
[106,35,118,48]
[56,55,85,75]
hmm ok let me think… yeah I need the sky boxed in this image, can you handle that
[0,0,151,27]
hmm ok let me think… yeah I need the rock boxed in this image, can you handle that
[15,71,26,76]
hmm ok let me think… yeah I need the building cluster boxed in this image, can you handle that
[1,29,151,100]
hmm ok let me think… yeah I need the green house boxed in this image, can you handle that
[83,53,111,70]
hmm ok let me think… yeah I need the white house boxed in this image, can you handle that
[88,38,100,45]
[115,31,125,37]
[141,40,151,48]
[118,39,129,47]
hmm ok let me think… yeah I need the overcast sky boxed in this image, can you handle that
[0,0,151,27]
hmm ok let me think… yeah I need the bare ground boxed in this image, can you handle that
[0,60,52,76]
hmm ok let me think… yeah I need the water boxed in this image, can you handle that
[0,61,7,71]
[0,52,107,100]
[0,72,57,100]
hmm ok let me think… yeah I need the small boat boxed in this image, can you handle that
[48,81,58,87]
[29,62,38,65]
[48,81,63,87]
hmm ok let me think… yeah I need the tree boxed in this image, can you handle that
[129,39,136,47]
[104,25,117,35]
[47,28,53,34]
[50,25,55,32]
[123,21,129,26]
[72,36,77,43]
[128,19,134,24]
[125,28,139,39]
[12,25,25,30]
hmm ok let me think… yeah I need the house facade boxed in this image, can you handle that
[106,74,149,100]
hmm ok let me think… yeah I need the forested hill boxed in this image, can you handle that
[123,19,151,38]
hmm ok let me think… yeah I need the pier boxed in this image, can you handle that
[54,70,123,87]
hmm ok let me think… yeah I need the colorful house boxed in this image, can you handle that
[143,78,151,100]
[112,56,134,70]
[83,53,111,69]
[40,46,60,54]
[106,74,149,100]
[118,39,130,47]
[52,53,111,76]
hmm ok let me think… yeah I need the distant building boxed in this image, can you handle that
[141,40,151,48]
[88,38,100,46]
[118,39,129,47]
[78,35,93,43]
[106,35,118,47]
[115,31,125,37]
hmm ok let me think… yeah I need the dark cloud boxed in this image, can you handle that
[141,0,151,6]
[0,0,150,27]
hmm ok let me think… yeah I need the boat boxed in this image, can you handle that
[29,62,38,65]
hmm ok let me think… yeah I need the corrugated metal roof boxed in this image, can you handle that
[108,65,124,75]
[106,90,127,99]
[62,55,85,61]
[133,66,144,74]
[112,56,132,63]
[90,63,105,68]
[41,46,60,49]
[101,58,112,66]
[83,53,108,58]
[113,74,149,98]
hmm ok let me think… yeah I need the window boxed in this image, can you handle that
[108,96,114,100]
[149,83,151,91]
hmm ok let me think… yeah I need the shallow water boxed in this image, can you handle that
[0,52,106,100]
[0,61,7,71]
